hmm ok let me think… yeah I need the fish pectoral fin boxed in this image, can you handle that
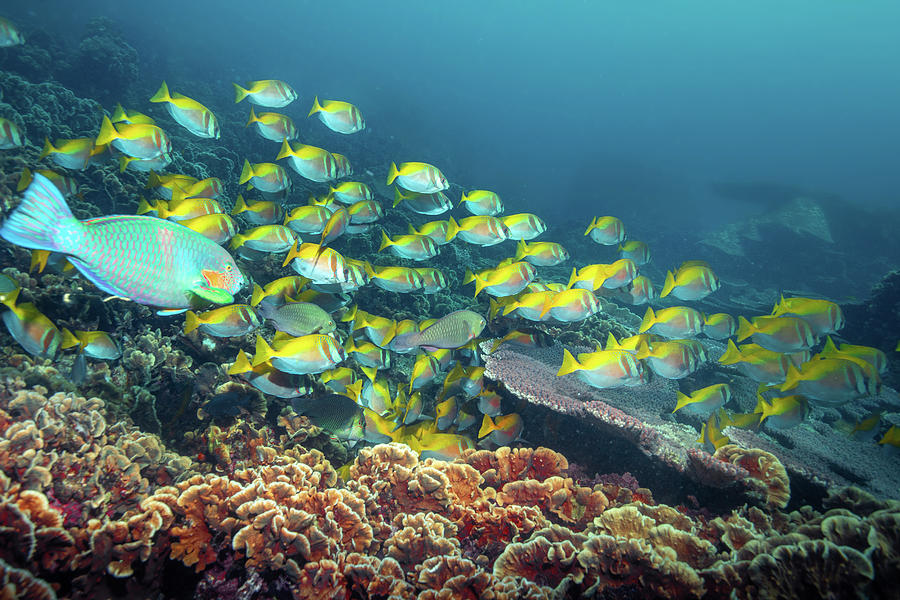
[157,308,189,317]
[192,285,234,304]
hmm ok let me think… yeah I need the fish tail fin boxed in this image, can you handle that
[478,414,496,439]
[660,270,675,298]
[183,311,200,335]
[583,216,597,236]
[16,167,33,192]
[538,296,554,319]
[0,287,19,310]
[136,196,156,215]
[117,155,132,173]
[38,137,55,160]
[458,191,468,206]
[95,115,119,147]
[557,349,582,377]
[149,81,171,103]
[146,170,162,189]
[360,365,377,382]
[308,96,323,117]
[378,230,394,252]
[232,194,248,215]
[227,233,245,250]
[238,159,254,185]
[386,162,399,186]
[672,391,692,413]
[245,107,259,127]
[0,174,78,253]
[227,349,252,374]
[634,339,652,360]
[251,335,274,366]
[392,186,406,208]
[282,237,302,267]
[515,240,528,261]
[718,339,742,365]
[735,316,754,342]
[638,307,656,334]
[445,217,459,241]
[110,102,128,122]
[60,327,80,350]
[780,363,801,392]
[250,283,265,307]
[29,249,50,273]
[276,138,293,161]
[233,82,249,103]
[472,275,489,298]
[822,335,838,355]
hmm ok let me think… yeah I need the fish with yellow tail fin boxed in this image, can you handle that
[178,213,237,245]
[391,310,486,353]
[333,152,352,177]
[718,340,791,384]
[415,268,448,294]
[488,329,552,354]
[276,139,337,182]
[60,329,121,360]
[755,392,809,430]
[780,359,874,406]
[284,205,330,235]
[703,313,737,340]
[238,160,292,193]
[613,275,656,306]
[635,340,702,380]
[771,295,844,336]
[0,274,18,304]
[347,200,383,226]
[111,103,156,125]
[443,363,485,398]
[0,288,63,358]
[477,389,503,417]
[231,195,283,225]
[387,161,448,194]
[378,231,438,261]
[96,115,171,159]
[2,175,243,311]
[515,240,569,266]
[878,426,900,454]
[639,306,704,339]
[846,412,882,442]
[435,396,459,431]
[17,168,77,198]
[593,259,638,290]
[697,412,730,453]
[330,181,374,204]
[344,337,391,369]
[465,261,535,298]
[366,265,425,293]
[478,413,524,446]
[407,431,475,460]
[567,264,609,291]
[149,81,219,138]
[233,79,297,107]
[252,334,345,375]
[393,187,452,215]
[673,384,731,416]
[584,216,626,245]
[410,354,442,391]
[540,288,599,322]
[229,224,295,254]
[184,305,260,337]
[502,213,546,240]
[618,240,651,265]
[138,194,222,222]
[145,171,195,198]
[446,215,509,247]
[38,137,97,170]
[358,370,392,414]
[501,290,556,321]
[227,350,310,399]
[319,367,357,395]
[818,336,888,376]
[282,240,350,286]
[308,96,365,134]
[250,276,309,308]
[736,315,817,353]
[661,263,720,301]
[557,348,644,389]
[246,107,297,141]
[459,189,503,216]
[351,311,398,348]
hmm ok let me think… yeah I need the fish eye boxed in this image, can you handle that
[225,264,233,271]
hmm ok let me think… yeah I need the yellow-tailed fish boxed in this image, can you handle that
[391,310,487,353]
[446,215,509,247]
[229,224,295,254]
[0,117,24,148]
[308,96,365,134]
[557,348,645,388]
[96,116,171,159]
[387,161,448,194]
[661,264,720,301]
[780,359,873,406]
[61,329,121,360]
[673,384,731,416]
[639,306,705,338]
[606,333,658,353]
[246,107,297,141]
[414,267,448,294]
[465,261,536,298]
[456,409,479,432]
[477,389,503,417]
[318,206,349,247]
[756,393,809,430]
[366,265,425,293]
[488,329,552,354]
[351,310,398,348]
[703,313,737,340]
[878,426,900,449]
[401,391,425,425]
[239,160,291,193]
[178,213,237,245]
[618,240,651,265]
[250,276,309,307]
[233,79,297,107]
[478,413,523,446]
[408,431,475,460]
[333,152,352,177]
[253,333,345,375]
[276,139,337,182]
[363,406,403,443]
[282,241,350,285]
[515,240,569,266]
[0,274,18,303]
[497,290,552,322]
[719,409,761,431]
[718,340,791,384]
[338,258,371,293]
[284,205,330,235]
[459,190,503,216]
[566,263,608,291]
[319,367,357,394]
[17,168,77,198]
[635,340,702,380]
[145,171,196,199]
[613,275,656,306]
[410,354,442,391]
[378,231,438,261]
[585,216,625,245]
[330,181,374,204]
[228,350,310,399]
[393,187,452,215]
[231,194,282,225]
[137,195,222,221]
[181,177,223,200]
[736,315,817,353]
[0,16,25,46]
[697,413,731,453]
[443,363,485,398]
[358,375,392,414]
[38,137,96,170]
[184,304,260,337]
[111,103,155,125]
[594,258,638,290]
[428,348,454,370]
[347,200,383,225]
[119,153,172,173]
[345,337,392,369]
[501,213,546,241]
[257,300,335,337]
[2,175,243,310]
[408,221,451,246]
[771,295,844,336]
[0,289,62,358]
[149,81,219,138]
[819,336,888,375]
[540,288,599,322]
[435,396,459,431]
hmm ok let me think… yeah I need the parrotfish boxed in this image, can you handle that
[233,79,297,108]
[1,175,243,310]
[257,301,335,337]
[390,310,486,353]
[308,96,365,134]
[149,81,219,139]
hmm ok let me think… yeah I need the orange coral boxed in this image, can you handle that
[713,445,790,509]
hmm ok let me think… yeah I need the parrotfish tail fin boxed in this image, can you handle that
[308,96,323,117]
[38,137,55,160]
[718,339,742,365]
[378,230,394,252]
[95,116,119,147]
[275,138,292,161]
[16,167,33,192]
[232,194,248,215]
[445,217,459,241]
[227,349,252,374]
[556,349,582,377]
[660,271,675,298]
[386,162,399,186]
[183,311,200,335]
[735,316,754,342]
[0,173,78,253]
[638,307,656,334]
[233,82,250,103]
[584,216,597,236]
[246,107,258,127]
[478,414,496,439]
[251,335,274,366]
[239,159,254,185]
[149,81,171,103]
